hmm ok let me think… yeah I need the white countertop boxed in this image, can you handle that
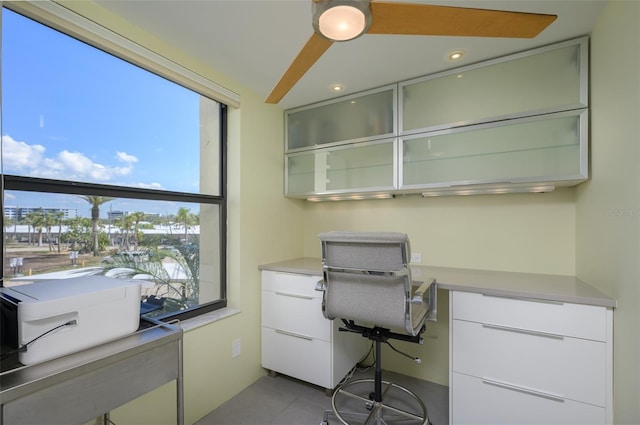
[259,258,616,308]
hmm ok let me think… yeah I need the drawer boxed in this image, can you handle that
[262,270,322,298]
[452,319,606,406]
[262,290,330,341]
[261,327,332,389]
[451,291,607,341]
[451,372,606,425]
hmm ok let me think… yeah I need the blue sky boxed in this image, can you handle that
[2,9,206,217]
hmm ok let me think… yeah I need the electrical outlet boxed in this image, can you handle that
[232,339,241,358]
[410,252,422,263]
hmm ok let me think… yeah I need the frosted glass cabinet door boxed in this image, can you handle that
[400,110,587,189]
[286,86,395,151]
[401,38,587,134]
[286,139,396,196]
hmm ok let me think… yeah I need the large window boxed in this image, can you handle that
[1,6,227,320]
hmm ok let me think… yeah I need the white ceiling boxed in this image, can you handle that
[94,0,607,110]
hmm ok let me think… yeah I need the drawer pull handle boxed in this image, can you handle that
[275,291,314,300]
[275,329,313,341]
[482,323,565,340]
[482,378,565,403]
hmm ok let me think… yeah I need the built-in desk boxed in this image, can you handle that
[0,319,184,425]
[260,258,616,425]
[259,258,616,309]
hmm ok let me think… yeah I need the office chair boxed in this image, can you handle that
[317,231,437,425]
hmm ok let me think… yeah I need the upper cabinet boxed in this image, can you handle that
[400,38,588,135]
[284,37,589,200]
[286,86,396,152]
[401,110,588,192]
[286,138,396,198]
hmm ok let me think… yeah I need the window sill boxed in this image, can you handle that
[179,307,241,332]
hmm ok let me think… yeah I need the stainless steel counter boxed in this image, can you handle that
[259,258,616,308]
[0,319,184,425]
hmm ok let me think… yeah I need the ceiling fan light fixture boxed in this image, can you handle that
[313,0,372,42]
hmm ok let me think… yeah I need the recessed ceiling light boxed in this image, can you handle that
[448,50,465,61]
[330,83,345,93]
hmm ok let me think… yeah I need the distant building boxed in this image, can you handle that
[108,211,160,221]
[107,210,128,220]
[4,206,78,220]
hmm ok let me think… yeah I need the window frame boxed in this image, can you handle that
[0,2,230,321]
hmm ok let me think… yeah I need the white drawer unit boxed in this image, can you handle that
[261,270,368,391]
[450,291,613,425]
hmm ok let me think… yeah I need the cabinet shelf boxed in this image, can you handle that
[403,142,578,164]
[404,145,580,187]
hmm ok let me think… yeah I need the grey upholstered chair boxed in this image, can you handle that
[317,231,437,425]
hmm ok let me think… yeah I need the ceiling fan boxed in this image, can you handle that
[265,0,557,104]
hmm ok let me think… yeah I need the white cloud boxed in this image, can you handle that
[116,151,138,163]
[58,150,133,180]
[2,135,135,182]
[136,182,165,190]
[1,135,46,171]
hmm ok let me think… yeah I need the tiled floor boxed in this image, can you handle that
[196,368,448,425]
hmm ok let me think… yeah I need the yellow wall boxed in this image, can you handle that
[47,0,639,423]
[575,1,640,423]
[301,189,576,274]
[301,183,577,385]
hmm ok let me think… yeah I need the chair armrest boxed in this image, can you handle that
[411,278,434,305]
[412,278,438,322]
[315,279,326,292]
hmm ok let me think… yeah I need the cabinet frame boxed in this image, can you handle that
[398,37,589,137]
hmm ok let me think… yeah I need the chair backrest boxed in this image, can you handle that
[319,231,418,335]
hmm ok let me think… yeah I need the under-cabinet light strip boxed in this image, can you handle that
[307,193,394,202]
[421,185,555,197]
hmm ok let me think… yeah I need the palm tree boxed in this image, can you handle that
[116,214,135,250]
[4,216,13,242]
[93,242,200,312]
[131,211,146,249]
[25,210,45,247]
[64,217,93,251]
[175,207,192,244]
[42,212,58,251]
[54,211,65,253]
[79,196,114,256]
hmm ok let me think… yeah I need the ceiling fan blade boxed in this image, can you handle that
[368,2,557,38]
[266,33,333,104]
